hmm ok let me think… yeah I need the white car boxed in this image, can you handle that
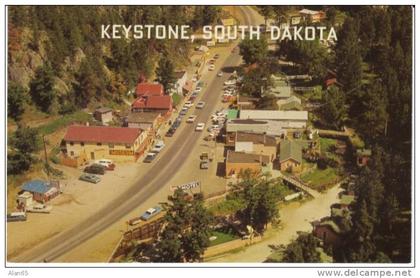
[208,65,215,71]
[184,101,194,108]
[187,115,197,123]
[195,123,205,131]
[224,79,236,86]
[196,101,205,109]
[151,140,165,153]
[217,71,223,77]
[95,159,114,168]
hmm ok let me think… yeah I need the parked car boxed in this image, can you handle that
[224,79,236,86]
[214,54,220,59]
[140,206,162,221]
[7,212,27,222]
[179,108,188,116]
[195,122,205,131]
[166,128,175,137]
[79,173,101,184]
[151,140,165,153]
[84,164,106,175]
[187,115,197,123]
[200,160,209,169]
[184,101,194,108]
[95,159,115,170]
[143,152,157,163]
[217,71,223,77]
[26,203,52,213]
[196,101,205,109]
[208,64,215,71]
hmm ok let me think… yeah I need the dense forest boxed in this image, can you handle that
[258,5,412,263]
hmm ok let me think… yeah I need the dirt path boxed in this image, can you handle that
[207,184,342,262]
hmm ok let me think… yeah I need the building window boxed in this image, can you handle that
[81,142,84,146]
[109,144,114,149]
[70,151,74,156]
[125,144,131,149]
[70,142,74,146]
[97,143,102,146]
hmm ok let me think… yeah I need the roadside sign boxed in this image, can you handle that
[170,181,201,192]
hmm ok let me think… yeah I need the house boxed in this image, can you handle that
[173,71,187,95]
[136,82,164,97]
[182,80,193,96]
[226,119,287,141]
[21,180,60,203]
[299,9,326,23]
[63,125,147,163]
[131,95,173,117]
[231,132,278,161]
[356,148,372,167]
[237,95,258,109]
[225,151,270,177]
[312,217,343,247]
[125,112,163,131]
[279,140,302,172]
[93,107,113,125]
[239,110,308,128]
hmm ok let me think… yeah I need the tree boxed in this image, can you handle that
[30,62,56,113]
[231,171,280,232]
[8,83,26,122]
[258,6,273,26]
[239,37,268,65]
[8,126,40,175]
[154,189,213,262]
[269,233,322,263]
[322,85,347,130]
[155,56,176,94]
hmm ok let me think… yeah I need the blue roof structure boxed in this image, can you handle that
[22,180,51,194]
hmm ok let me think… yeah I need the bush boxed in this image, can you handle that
[7,152,32,175]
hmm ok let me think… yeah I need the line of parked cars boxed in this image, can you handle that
[143,140,166,163]
[79,159,116,184]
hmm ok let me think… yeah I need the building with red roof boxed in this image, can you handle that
[135,83,164,97]
[63,125,148,163]
[131,95,173,116]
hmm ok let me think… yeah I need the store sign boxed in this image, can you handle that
[109,149,133,156]
[170,181,200,192]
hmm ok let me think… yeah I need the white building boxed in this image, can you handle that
[239,110,308,128]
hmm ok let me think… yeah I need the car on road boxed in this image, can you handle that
[195,122,205,131]
[165,128,175,137]
[151,140,165,153]
[196,101,205,109]
[187,115,197,123]
[84,164,106,175]
[140,206,162,221]
[7,212,27,222]
[184,101,194,108]
[208,64,215,71]
[79,173,101,184]
[143,152,157,163]
[217,71,223,77]
[95,159,115,170]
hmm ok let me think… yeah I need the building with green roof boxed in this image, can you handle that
[279,140,302,172]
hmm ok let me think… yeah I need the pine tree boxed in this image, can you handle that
[29,62,56,113]
[155,56,176,94]
[8,83,26,122]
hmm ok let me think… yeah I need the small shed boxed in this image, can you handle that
[21,180,60,203]
[94,107,113,125]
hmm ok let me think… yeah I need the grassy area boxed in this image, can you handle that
[208,198,245,216]
[209,231,238,247]
[301,167,339,189]
[36,111,91,135]
[172,93,182,107]
[319,137,337,154]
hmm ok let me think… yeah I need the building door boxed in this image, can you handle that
[90,152,95,160]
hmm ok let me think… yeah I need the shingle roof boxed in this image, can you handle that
[22,180,52,194]
[126,112,161,123]
[174,71,186,79]
[227,151,270,164]
[236,132,277,146]
[95,107,112,114]
[279,140,302,164]
[64,125,142,144]
[136,83,164,97]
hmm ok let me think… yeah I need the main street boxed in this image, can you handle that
[10,6,264,263]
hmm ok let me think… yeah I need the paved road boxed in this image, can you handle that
[10,6,262,263]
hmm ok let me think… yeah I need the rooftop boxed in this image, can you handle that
[239,110,308,121]
[174,71,187,79]
[236,132,277,146]
[227,151,270,164]
[132,95,172,110]
[126,112,162,123]
[95,107,112,114]
[279,140,302,164]
[299,9,321,15]
[227,109,239,120]
[136,83,164,97]
[64,125,142,144]
[22,180,52,194]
